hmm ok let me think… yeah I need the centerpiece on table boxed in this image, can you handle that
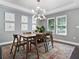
[35,26,45,33]
[35,25,45,43]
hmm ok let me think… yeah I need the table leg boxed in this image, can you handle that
[26,44,28,59]
[44,38,48,52]
[29,42,31,51]
[35,40,39,59]
[50,35,53,48]
[13,46,17,59]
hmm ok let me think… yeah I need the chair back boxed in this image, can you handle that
[23,32,31,34]
[49,32,53,40]
[13,34,22,45]
[36,33,45,39]
[45,32,53,38]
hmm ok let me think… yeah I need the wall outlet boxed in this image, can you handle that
[76,26,79,29]
[73,37,76,39]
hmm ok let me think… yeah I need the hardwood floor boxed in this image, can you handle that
[1,42,76,59]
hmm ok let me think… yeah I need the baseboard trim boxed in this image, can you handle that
[0,39,79,46]
[54,39,79,46]
[0,41,13,46]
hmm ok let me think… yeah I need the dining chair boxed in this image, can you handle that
[20,34,40,59]
[30,36,39,59]
[35,32,53,52]
[30,33,48,53]
[45,32,53,48]
[10,34,27,59]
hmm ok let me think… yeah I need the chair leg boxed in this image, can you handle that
[35,42,39,59]
[45,40,48,52]
[10,38,15,54]
[35,46,39,59]
[29,42,31,51]
[13,46,17,59]
[10,45,13,54]
[17,46,19,52]
[43,38,48,52]
[44,41,47,52]
[10,42,14,54]
[44,43,48,52]
[26,40,29,59]
[51,41,53,48]
[26,45,28,59]
[22,45,25,50]
[50,35,53,48]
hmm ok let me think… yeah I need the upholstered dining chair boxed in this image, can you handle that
[30,35,40,59]
[35,32,53,52]
[20,34,40,59]
[30,33,49,53]
[10,34,27,59]
[45,32,53,48]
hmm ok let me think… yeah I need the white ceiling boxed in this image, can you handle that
[0,0,79,15]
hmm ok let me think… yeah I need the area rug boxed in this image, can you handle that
[2,42,75,59]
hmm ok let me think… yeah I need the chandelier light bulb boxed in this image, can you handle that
[32,0,46,21]
[32,9,35,13]
[37,6,40,9]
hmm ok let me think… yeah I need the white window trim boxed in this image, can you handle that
[5,12,15,31]
[21,15,28,31]
[56,15,67,35]
[47,17,55,33]
[32,17,37,31]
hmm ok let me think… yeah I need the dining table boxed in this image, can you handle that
[20,32,53,52]
[19,32,53,59]
[11,32,53,59]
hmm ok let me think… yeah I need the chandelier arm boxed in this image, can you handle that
[32,0,46,20]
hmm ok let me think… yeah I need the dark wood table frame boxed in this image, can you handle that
[20,34,39,59]
[19,33,53,59]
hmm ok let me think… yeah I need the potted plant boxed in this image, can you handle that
[35,26,45,33]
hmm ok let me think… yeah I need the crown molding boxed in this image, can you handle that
[0,0,33,15]
[46,3,78,15]
[0,0,79,15]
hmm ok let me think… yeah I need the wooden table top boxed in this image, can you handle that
[19,32,50,38]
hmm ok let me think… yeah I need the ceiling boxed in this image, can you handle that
[0,0,79,15]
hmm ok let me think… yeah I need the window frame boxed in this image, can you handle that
[5,12,15,31]
[56,15,67,35]
[47,17,55,33]
[32,17,37,31]
[21,15,28,31]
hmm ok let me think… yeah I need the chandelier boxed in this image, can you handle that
[32,0,46,20]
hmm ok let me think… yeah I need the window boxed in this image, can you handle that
[56,15,67,35]
[5,12,15,31]
[47,17,55,33]
[32,17,37,31]
[47,15,67,35]
[21,15,28,31]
